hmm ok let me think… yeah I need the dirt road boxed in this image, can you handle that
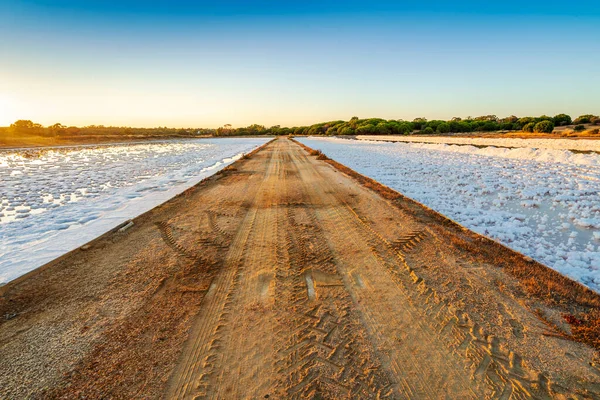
[1,138,599,399]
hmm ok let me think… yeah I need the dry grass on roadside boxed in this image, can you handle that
[306,147,330,160]
[565,310,600,350]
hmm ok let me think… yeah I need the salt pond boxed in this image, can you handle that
[0,138,269,284]
[298,137,600,292]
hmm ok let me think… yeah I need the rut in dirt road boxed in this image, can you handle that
[164,139,600,399]
[2,138,599,399]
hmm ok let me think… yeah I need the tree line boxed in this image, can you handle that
[278,114,599,137]
[4,113,599,139]
[3,120,213,138]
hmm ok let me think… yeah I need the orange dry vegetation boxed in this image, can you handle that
[567,311,600,350]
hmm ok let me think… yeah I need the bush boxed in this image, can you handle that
[533,120,555,133]
[573,114,598,124]
[574,125,586,132]
[436,122,450,134]
[553,113,572,126]
[356,124,375,134]
[517,117,535,127]
[338,127,355,135]
[398,123,412,135]
[590,128,599,134]
[422,127,434,134]
[522,122,536,133]
[482,121,500,131]
[375,122,391,135]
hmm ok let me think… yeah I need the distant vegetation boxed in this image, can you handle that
[2,113,599,146]
[0,120,215,147]
[213,113,599,136]
[275,114,600,137]
[3,120,213,138]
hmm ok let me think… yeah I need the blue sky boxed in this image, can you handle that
[1,1,599,127]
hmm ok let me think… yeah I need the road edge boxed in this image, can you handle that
[290,136,600,352]
[0,138,276,297]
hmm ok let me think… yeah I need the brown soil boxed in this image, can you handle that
[1,138,599,399]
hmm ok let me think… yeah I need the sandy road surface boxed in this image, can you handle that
[1,138,599,399]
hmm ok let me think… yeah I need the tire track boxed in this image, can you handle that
[294,140,594,399]
[164,149,278,399]
[272,146,396,399]
[163,138,600,399]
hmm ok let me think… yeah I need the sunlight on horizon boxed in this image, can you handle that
[0,94,16,127]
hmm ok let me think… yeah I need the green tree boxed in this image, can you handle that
[481,121,500,131]
[436,122,450,134]
[356,124,375,134]
[573,114,597,124]
[522,122,536,133]
[412,118,427,130]
[552,114,572,126]
[533,120,554,133]
[375,122,391,135]
[501,115,518,124]
[398,123,412,135]
[517,117,535,127]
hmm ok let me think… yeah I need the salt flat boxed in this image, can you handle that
[299,136,600,291]
[2,138,597,399]
[0,138,269,284]
[357,134,600,152]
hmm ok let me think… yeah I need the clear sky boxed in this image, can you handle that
[1,1,599,128]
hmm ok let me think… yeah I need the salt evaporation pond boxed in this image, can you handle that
[0,138,269,284]
[298,137,600,292]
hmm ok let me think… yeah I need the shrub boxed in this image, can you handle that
[316,151,328,160]
[375,122,391,135]
[422,127,434,134]
[482,121,500,131]
[533,120,555,133]
[436,122,450,134]
[522,122,536,133]
[573,114,598,124]
[574,125,586,132]
[356,124,375,134]
[517,117,535,126]
[590,128,599,134]
[553,113,572,126]
[398,123,412,135]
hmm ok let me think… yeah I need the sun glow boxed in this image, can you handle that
[0,94,17,127]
